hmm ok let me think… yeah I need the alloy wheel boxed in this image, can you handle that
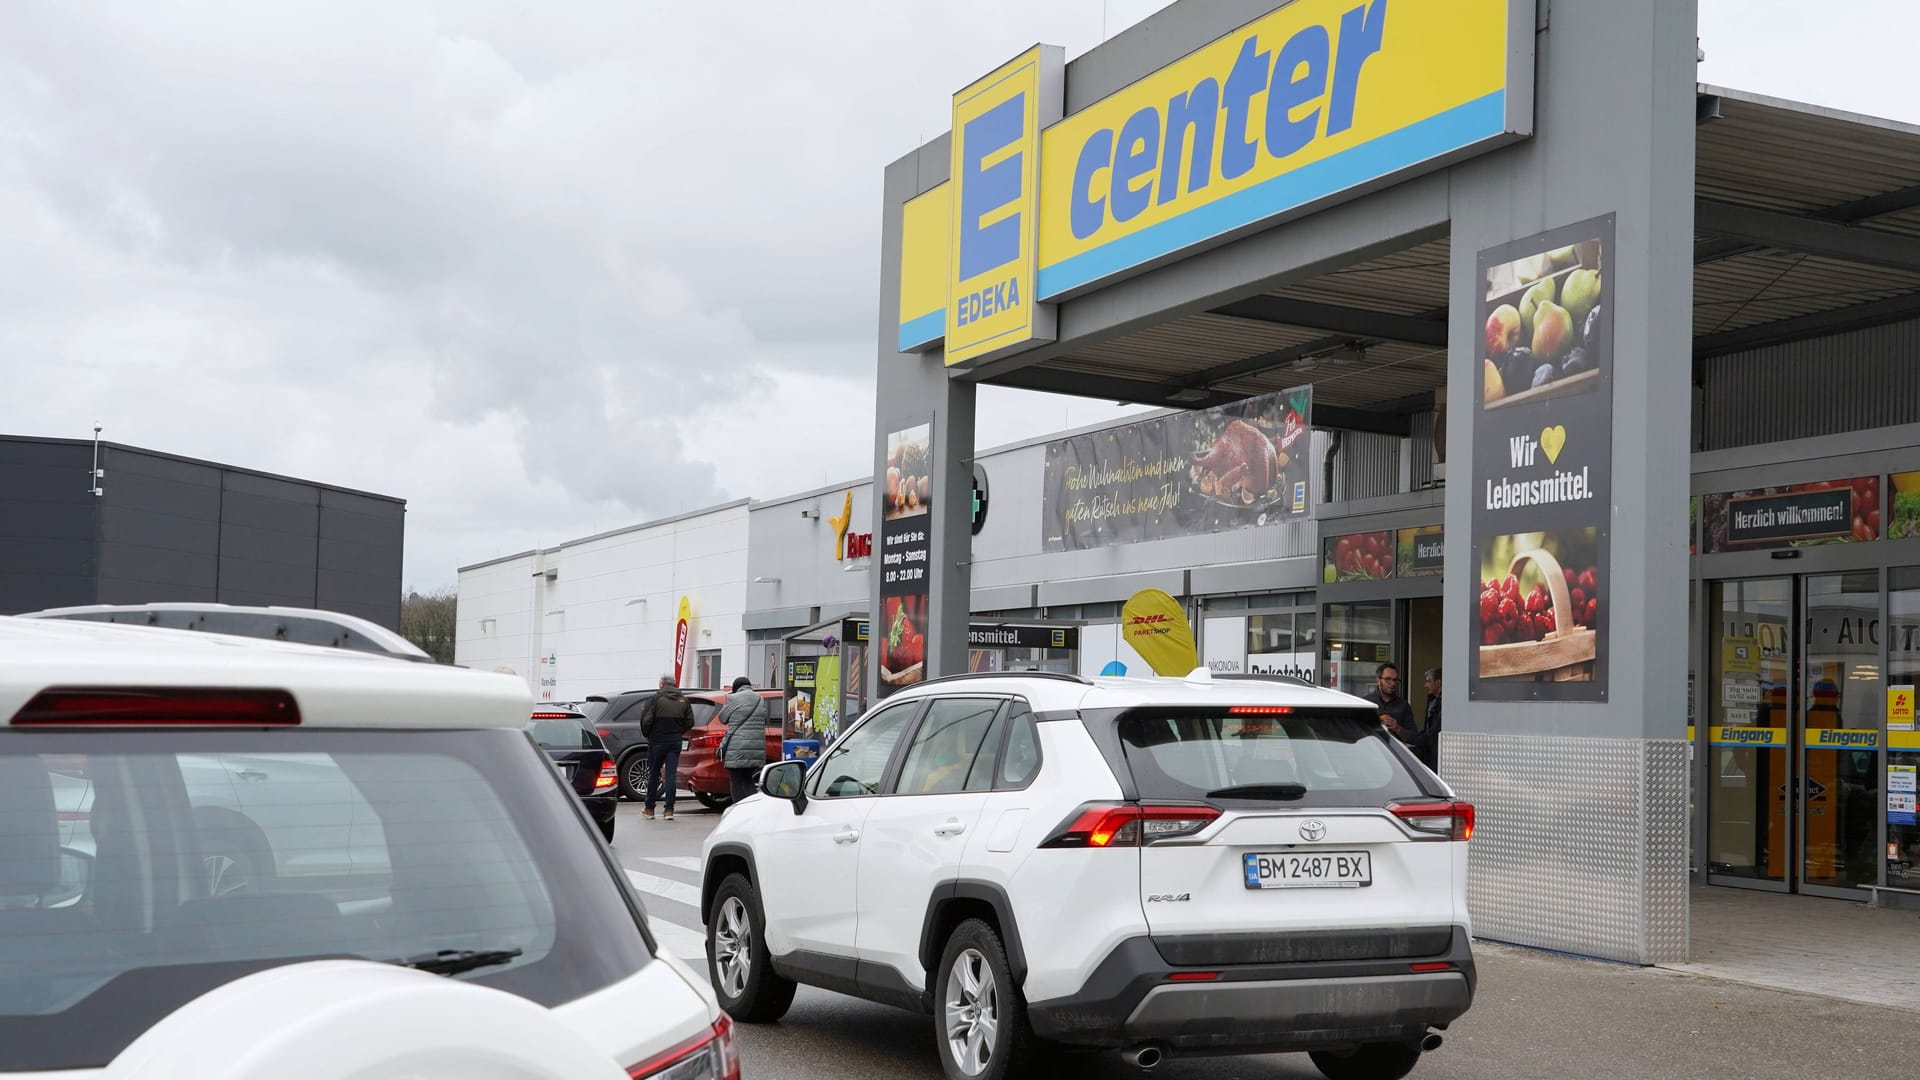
[714,896,752,999]
[944,948,999,1077]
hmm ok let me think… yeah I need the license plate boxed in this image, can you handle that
[1243,851,1372,889]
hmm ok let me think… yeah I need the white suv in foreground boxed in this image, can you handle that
[701,669,1473,1080]
[0,613,737,1080]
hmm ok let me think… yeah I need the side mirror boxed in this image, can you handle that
[760,760,808,814]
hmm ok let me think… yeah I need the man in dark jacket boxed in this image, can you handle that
[640,676,694,820]
[716,676,772,807]
[1409,667,1442,772]
[1363,662,1417,741]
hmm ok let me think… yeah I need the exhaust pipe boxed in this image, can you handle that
[1121,1045,1164,1069]
[1421,1032,1444,1052]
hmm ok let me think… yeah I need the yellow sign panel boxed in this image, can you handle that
[1722,636,1760,676]
[1709,726,1787,748]
[1806,728,1880,751]
[898,186,951,351]
[1891,685,1916,732]
[1120,589,1199,677]
[896,0,1529,347]
[944,45,1062,366]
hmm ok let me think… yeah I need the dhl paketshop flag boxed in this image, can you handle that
[1121,589,1197,677]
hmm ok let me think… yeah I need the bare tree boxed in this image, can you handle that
[400,586,459,665]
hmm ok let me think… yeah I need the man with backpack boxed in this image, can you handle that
[639,675,694,820]
[716,676,772,807]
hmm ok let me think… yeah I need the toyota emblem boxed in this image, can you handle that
[1298,819,1327,842]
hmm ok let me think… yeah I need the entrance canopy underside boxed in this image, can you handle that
[966,88,1920,437]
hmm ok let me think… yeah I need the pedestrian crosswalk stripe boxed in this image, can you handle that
[626,868,704,912]
[643,856,703,873]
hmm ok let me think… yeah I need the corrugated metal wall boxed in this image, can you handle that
[1410,411,1437,490]
[1703,318,1920,450]
[1335,431,1402,501]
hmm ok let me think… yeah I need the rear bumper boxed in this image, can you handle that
[1026,927,1475,1054]
[580,792,619,826]
[679,752,725,794]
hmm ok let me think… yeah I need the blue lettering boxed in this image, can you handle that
[955,277,1021,325]
[1006,276,1019,310]
[1071,129,1114,240]
[1111,107,1162,223]
[1266,25,1330,159]
[1220,37,1273,181]
[1159,79,1220,205]
[958,94,1026,280]
[1327,0,1387,136]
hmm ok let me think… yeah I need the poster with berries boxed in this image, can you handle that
[1471,216,1615,701]
[1700,476,1882,553]
[1042,385,1312,552]
[879,421,933,697]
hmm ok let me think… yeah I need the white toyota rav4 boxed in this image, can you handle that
[0,613,738,1080]
[701,669,1473,1080]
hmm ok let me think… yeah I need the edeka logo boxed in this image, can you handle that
[944,45,1063,367]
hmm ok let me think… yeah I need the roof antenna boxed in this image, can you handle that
[89,423,105,497]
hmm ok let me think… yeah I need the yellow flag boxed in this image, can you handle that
[1120,589,1198,677]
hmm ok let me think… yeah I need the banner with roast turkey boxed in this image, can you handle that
[1041,386,1312,552]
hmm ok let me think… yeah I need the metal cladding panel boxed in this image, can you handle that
[1443,732,1689,965]
[1703,317,1920,449]
[1409,411,1437,491]
[1336,431,1401,502]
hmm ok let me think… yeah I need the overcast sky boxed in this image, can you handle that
[0,1,1911,591]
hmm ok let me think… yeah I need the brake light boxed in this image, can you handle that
[1228,705,1293,715]
[692,731,724,751]
[627,1015,740,1080]
[11,688,300,727]
[598,728,613,738]
[530,711,573,719]
[1039,802,1221,848]
[594,762,619,793]
[1389,800,1474,841]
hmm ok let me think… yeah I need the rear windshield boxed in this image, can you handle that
[1108,708,1429,807]
[527,717,597,749]
[0,727,652,1072]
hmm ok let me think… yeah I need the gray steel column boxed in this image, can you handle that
[1442,0,1697,963]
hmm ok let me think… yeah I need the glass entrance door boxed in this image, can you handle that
[1799,572,1882,897]
[1707,578,1794,889]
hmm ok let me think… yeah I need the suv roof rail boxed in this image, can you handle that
[902,670,1093,691]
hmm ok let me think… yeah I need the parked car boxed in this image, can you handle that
[588,687,721,801]
[678,689,787,810]
[527,707,620,842]
[700,668,1471,1080]
[0,612,737,1078]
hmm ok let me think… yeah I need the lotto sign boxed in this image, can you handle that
[1891,686,1916,732]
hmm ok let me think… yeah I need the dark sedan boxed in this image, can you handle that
[526,709,619,841]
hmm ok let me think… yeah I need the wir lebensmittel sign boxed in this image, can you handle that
[1725,488,1852,546]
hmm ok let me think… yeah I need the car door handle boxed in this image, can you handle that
[934,820,966,837]
[235,769,268,782]
[833,829,861,845]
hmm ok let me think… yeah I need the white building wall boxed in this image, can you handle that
[455,502,751,701]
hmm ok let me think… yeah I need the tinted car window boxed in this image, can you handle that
[1113,708,1423,807]
[896,699,1002,796]
[998,708,1042,789]
[0,728,651,1072]
[527,718,597,750]
[809,703,917,799]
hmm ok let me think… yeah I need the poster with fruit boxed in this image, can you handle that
[1470,216,1615,702]
[1042,385,1312,552]
[878,421,933,698]
[1323,531,1395,583]
[1893,472,1920,541]
[1700,476,1881,553]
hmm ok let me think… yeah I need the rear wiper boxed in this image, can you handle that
[392,947,524,976]
[1206,782,1308,800]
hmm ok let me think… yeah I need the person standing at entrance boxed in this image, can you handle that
[1364,663,1416,741]
[1409,667,1442,772]
[717,676,771,807]
[640,676,693,821]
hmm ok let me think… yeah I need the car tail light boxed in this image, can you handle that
[628,1015,740,1080]
[1039,802,1221,848]
[692,731,724,751]
[1166,971,1220,982]
[598,728,613,738]
[531,711,573,719]
[11,688,300,727]
[1389,800,1474,841]
[1410,962,1455,973]
[1228,705,1293,715]
[594,762,619,793]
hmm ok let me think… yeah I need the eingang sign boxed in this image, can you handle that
[898,0,1533,356]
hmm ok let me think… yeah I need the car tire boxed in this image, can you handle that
[707,873,796,1023]
[1309,1042,1423,1080]
[695,791,730,811]
[934,918,1038,1080]
[193,809,273,897]
[618,751,650,802]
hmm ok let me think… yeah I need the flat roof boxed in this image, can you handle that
[457,498,753,574]
[1,434,405,506]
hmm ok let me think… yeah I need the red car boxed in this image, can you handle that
[676,689,786,809]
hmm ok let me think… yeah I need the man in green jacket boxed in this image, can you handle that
[640,676,694,820]
[716,676,771,807]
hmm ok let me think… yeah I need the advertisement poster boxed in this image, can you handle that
[812,655,841,743]
[785,658,817,735]
[671,597,692,685]
[879,422,932,697]
[1890,765,1917,827]
[537,653,558,700]
[1701,476,1881,553]
[1324,530,1394,582]
[1397,526,1446,578]
[1886,471,1920,540]
[1043,386,1312,552]
[1471,216,1615,701]
[1120,589,1198,676]
[1892,686,1916,733]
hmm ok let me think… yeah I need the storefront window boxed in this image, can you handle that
[1245,613,1315,681]
[1324,602,1393,697]
[1890,567,1920,887]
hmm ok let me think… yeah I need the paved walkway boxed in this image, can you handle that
[1664,885,1920,1011]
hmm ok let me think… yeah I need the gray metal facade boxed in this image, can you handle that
[1701,316,1920,450]
[0,436,405,629]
